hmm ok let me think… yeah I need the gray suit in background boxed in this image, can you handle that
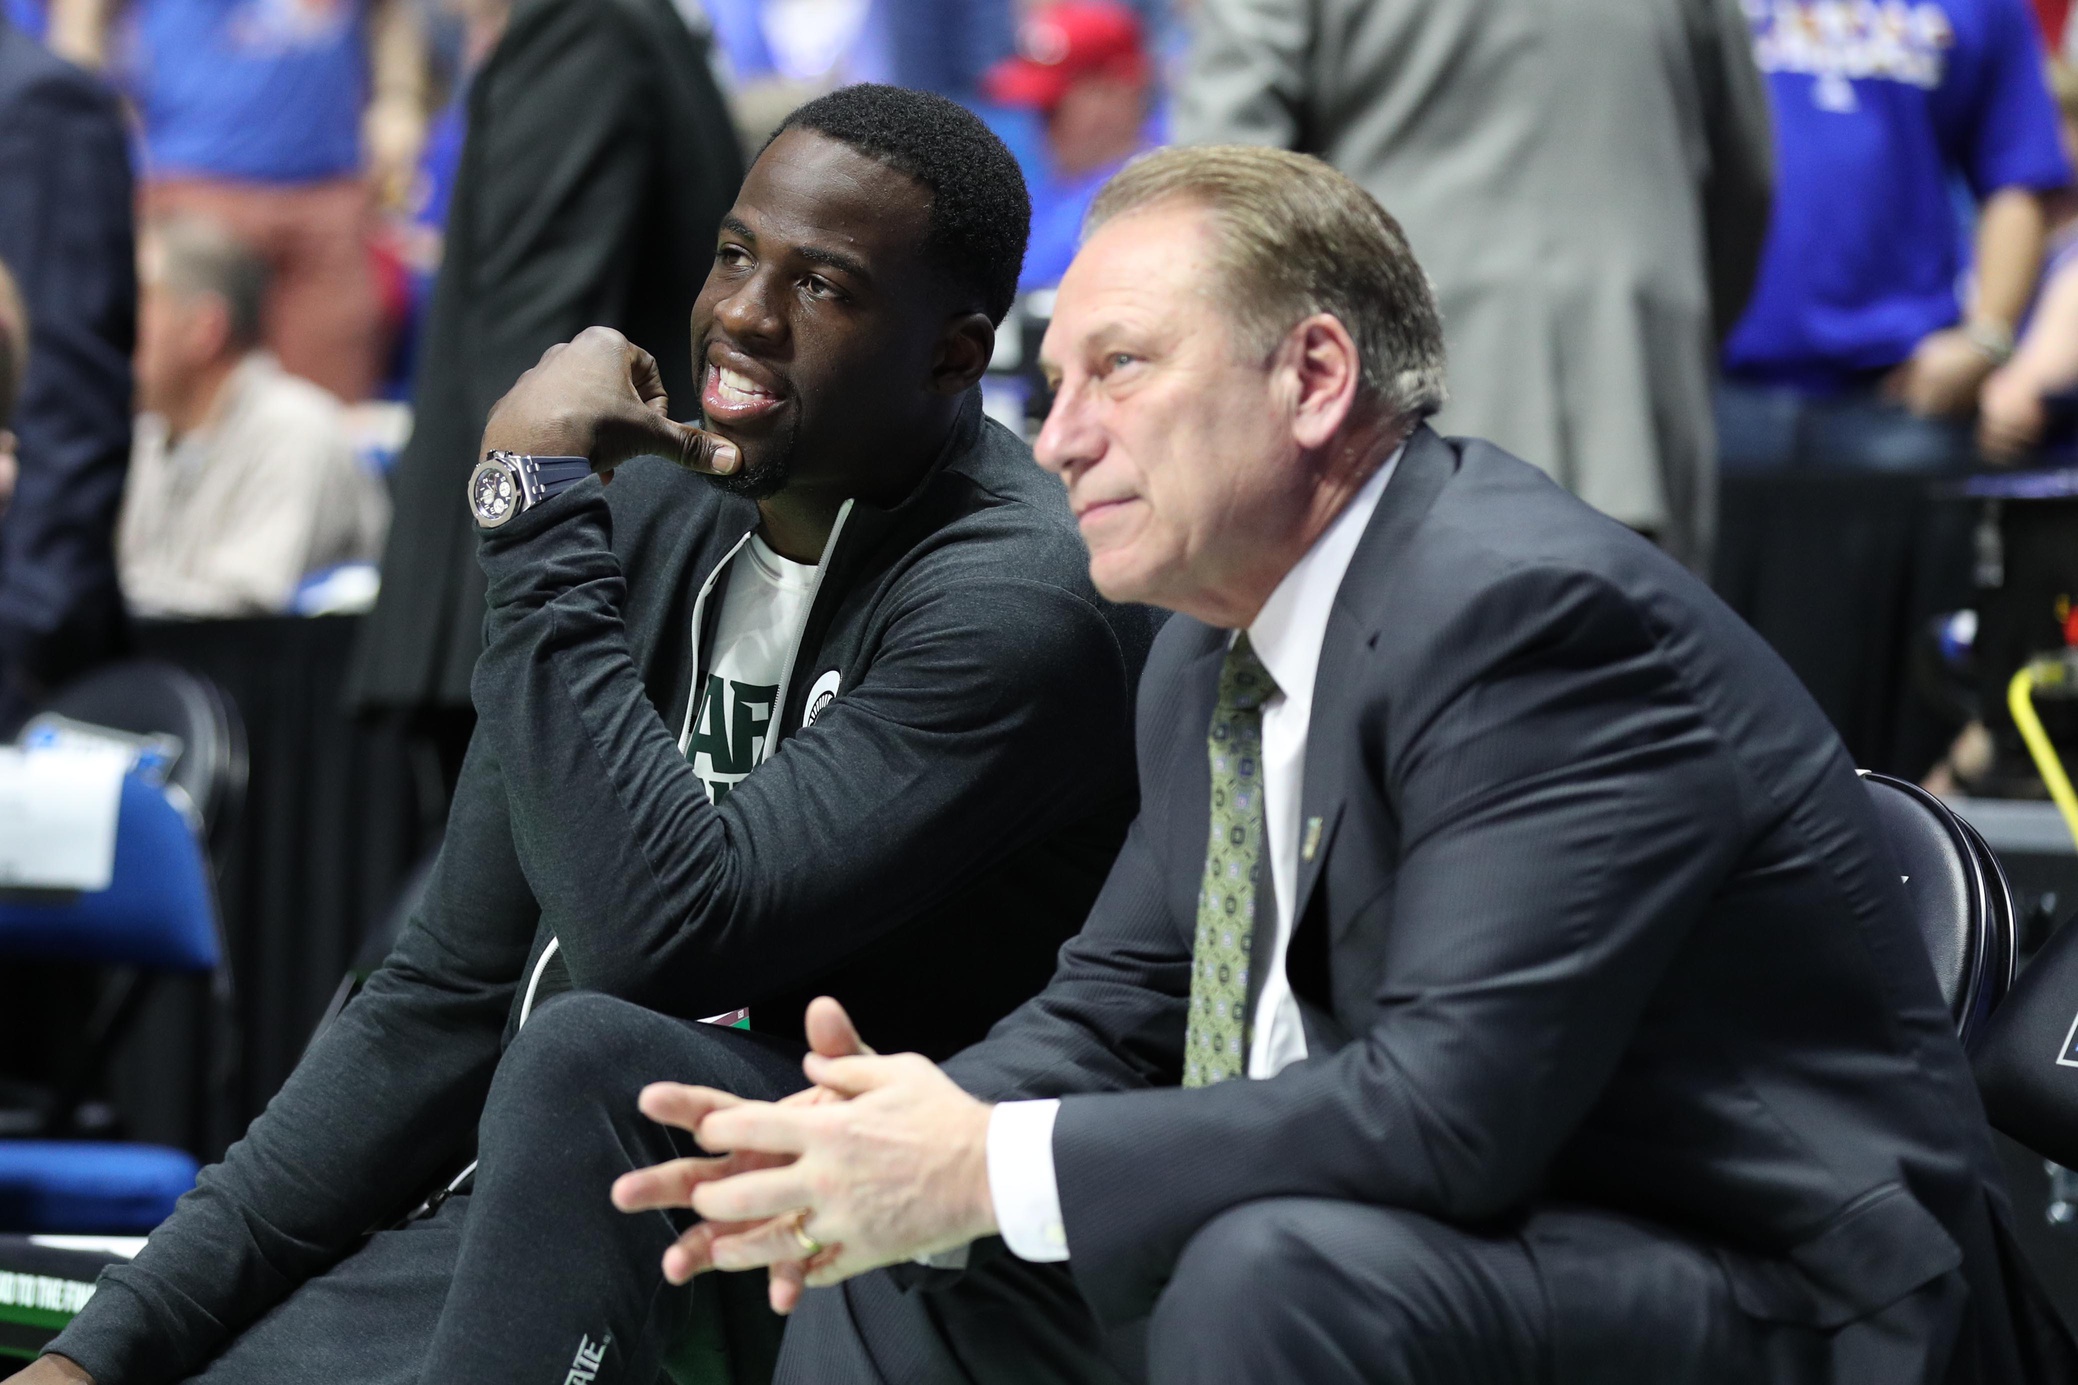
[1177,0,1771,569]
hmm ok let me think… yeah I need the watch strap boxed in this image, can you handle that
[529,456,594,498]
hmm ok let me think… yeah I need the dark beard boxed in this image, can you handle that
[696,412,794,500]
[700,449,791,500]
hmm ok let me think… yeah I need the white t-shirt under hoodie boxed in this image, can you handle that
[677,532,820,1028]
[685,533,820,803]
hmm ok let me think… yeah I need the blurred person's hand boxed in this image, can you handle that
[0,430,16,518]
[365,0,430,211]
[480,327,740,480]
[1,1353,95,1384]
[1885,325,2005,418]
[364,96,428,212]
[1978,362,2048,463]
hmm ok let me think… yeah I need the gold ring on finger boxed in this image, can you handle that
[791,1212,824,1258]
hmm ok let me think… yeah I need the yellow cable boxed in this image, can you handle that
[2009,663,2078,853]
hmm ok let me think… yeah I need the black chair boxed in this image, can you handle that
[1976,869,2078,1170]
[42,659,248,854]
[1861,771,2016,1048]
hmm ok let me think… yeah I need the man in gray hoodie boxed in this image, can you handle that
[18,84,1154,1385]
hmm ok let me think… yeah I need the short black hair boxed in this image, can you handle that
[771,84,1030,325]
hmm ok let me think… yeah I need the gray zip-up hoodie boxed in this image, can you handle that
[51,395,1158,1383]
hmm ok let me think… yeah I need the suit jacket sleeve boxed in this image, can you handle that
[467,477,1139,1019]
[1172,0,1313,150]
[1038,567,1751,1324]
[46,736,538,1385]
[1692,0,1772,340]
[0,58,133,698]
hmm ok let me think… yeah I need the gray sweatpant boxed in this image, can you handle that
[179,994,805,1385]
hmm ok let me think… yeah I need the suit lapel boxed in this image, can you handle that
[1296,426,1457,942]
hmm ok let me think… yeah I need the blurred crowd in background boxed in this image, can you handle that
[2,0,2078,763]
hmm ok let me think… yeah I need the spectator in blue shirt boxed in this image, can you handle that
[704,0,1016,105]
[0,0,40,39]
[48,0,429,401]
[984,0,1159,293]
[1721,0,2073,472]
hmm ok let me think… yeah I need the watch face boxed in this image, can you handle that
[470,459,519,527]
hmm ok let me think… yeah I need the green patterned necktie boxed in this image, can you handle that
[1184,633,1279,1087]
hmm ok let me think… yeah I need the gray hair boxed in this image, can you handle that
[1086,145,1447,424]
[0,256,23,428]
[150,215,269,349]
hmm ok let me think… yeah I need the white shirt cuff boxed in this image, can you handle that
[986,1098,1068,1262]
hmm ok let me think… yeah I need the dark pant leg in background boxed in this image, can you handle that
[1716,377,1807,473]
[1805,392,1976,475]
[417,992,808,1385]
[1716,378,1976,476]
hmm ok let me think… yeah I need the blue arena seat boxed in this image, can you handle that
[0,665,242,1235]
[0,772,220,1231]
[0,1144,197,1234]
[0,772,221,974]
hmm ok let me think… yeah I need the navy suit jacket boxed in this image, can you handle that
[0,19,132,722]
[944,426,2076,1381]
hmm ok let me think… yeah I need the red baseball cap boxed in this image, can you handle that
[984,2,1150,112]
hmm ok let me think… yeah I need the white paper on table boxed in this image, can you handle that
[0,743,129,891]
[29,1235,147,1259]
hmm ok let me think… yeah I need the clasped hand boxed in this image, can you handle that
[610,998,999,1315]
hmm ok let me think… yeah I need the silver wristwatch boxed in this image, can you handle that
[468,451,594,529]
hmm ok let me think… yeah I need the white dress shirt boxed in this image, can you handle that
[987,447,1402,1263]
[118,352,390,617]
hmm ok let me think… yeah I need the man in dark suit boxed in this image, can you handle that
[347,0,743,786]
[0,16,132,730]
[616,145,2078,1383]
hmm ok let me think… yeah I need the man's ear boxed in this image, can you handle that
[194,296,238,364]
[1282,312,1362,452]
[929,312,996,396]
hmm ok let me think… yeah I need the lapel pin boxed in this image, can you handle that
[1301,816,1323,862]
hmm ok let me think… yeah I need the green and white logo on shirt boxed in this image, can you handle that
[689,676,779,802]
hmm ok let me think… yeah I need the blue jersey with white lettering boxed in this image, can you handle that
[1724,0,2070,392]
